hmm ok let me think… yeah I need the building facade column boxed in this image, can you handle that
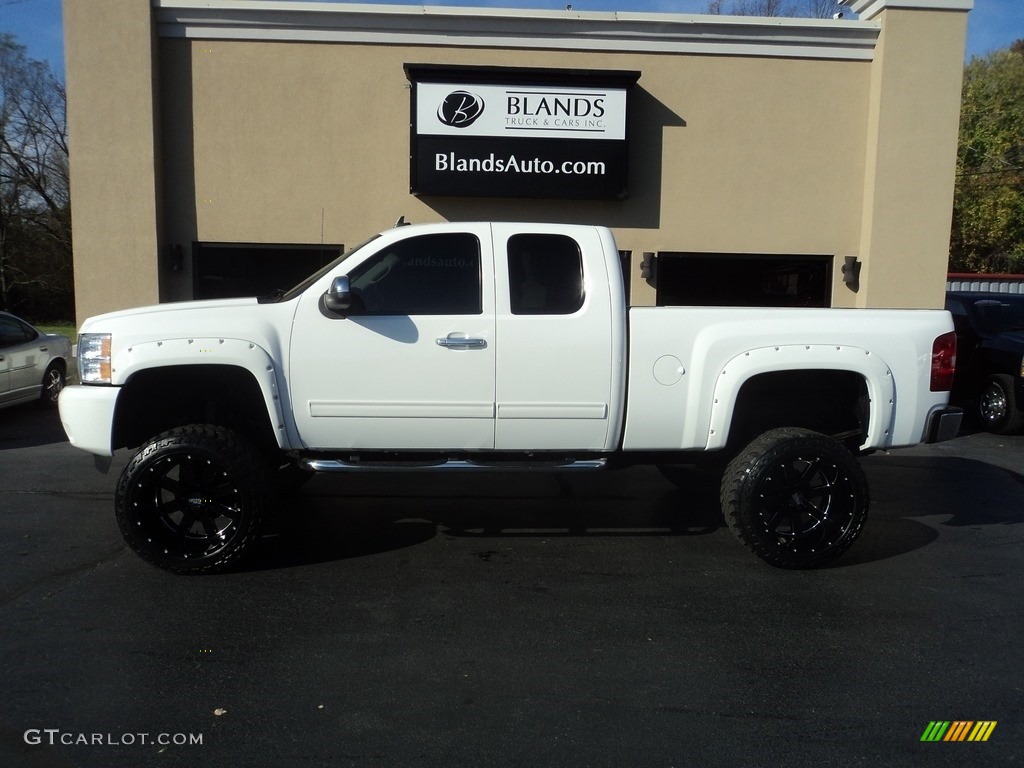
[64,0,162,323]
[844,0,972,308]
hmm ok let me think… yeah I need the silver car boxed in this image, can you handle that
[0,312,72,410]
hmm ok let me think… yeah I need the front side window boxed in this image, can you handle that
[347,233,482,315]
[507,234,585,315]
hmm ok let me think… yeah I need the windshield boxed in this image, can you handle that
[258,234,382,304]
[968,297,1024,334]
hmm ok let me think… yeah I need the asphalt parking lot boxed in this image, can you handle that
[0,406,1021,768]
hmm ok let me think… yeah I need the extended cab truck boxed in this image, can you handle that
[58,222,962,573]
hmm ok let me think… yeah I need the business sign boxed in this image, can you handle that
[407,67,638,200]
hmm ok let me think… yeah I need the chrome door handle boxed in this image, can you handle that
[436,334,487,350]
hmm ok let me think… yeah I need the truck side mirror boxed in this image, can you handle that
[324,276,352,313]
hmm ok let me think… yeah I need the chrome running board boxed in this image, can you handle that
[301,457,609,473]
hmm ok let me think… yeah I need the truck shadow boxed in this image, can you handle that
[244,456,1024,572]
[0,406,67,450]
[247,469,722,571]
[833,452,1023,567]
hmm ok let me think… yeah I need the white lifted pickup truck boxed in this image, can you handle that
[59,222,961,573]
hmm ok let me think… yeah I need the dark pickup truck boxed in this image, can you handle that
[946,291,1024,433]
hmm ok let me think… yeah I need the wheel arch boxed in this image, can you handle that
[112,363,286,455]
[706,345,896,452]
[45,357,67,374]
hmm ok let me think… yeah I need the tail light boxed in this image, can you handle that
[930,331,957,392]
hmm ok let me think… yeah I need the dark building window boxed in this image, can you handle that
[193,243,341,300]
[655,253,833,308]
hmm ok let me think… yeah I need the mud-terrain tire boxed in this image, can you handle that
[720,428,868,569]
[115,425,267,574]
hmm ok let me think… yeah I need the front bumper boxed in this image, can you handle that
[58,384,120,457]
[924,406,963,444]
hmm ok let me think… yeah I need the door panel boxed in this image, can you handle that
[8,339,41,397]
[0,316,38,404]
[492,225,617,451]
[289,226,496,450]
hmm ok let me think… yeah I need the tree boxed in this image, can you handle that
[949,42,1024,274]
[0,33,73,319]
[704,0,837,18]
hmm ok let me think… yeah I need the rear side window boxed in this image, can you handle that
[507,234,584,315]
[347,232,481,315]
[0,316,36,349]
[969,298,1024,335]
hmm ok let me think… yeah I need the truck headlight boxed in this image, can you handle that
[78,333,112,384]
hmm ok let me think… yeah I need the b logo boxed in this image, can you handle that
[437,91,485,128]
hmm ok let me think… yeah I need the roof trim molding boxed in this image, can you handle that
[153,1,881,62]
[838,0,973,21]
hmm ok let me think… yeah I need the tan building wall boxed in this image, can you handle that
[854,3,972,308]
[64,0,971,322]
[63,0,164,320]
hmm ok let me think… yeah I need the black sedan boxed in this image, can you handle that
[946,291,1024,433]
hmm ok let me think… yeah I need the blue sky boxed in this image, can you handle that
[2,0,1021,77]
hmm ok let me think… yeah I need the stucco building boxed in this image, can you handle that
[63,0,972,322]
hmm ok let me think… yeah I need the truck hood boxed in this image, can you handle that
[78,297,299,359]
[81,298,260,329]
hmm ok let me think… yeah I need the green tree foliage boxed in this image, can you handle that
[0,34,72,319]
[950,42,1024,274]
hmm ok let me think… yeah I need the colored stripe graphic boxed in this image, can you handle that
[945,722,973,741]
[921,722,950,741]
[968,722,997,742]
[920,721,996,742]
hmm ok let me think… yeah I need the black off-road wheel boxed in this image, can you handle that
[977,374,1024,434]
[115,425,267,574]
[720,428,868,569]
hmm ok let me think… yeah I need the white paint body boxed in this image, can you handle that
[59,222,953,458]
